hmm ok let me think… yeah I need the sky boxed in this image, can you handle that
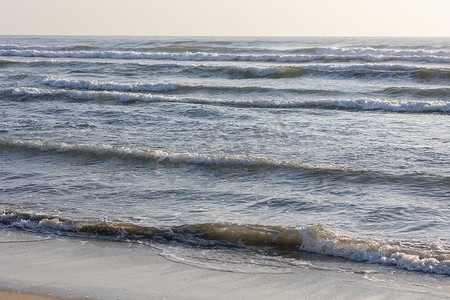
[0,0,449,37]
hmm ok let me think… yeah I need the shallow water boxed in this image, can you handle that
[0,36,449,275]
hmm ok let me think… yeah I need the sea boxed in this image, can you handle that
[0,36,449,276]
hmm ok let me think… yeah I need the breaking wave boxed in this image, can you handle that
[4,87,449,113]
[0,136,356,174]
[0,44,97,51]
[40,75,343,96]
[379,87,450,99]
[1,210,448,275]
[1,48,449,64]
[2,44,449,56]
[2,57,449,83]
[43,76,179,93]
[41,76,450,99]
[1,137,448,189]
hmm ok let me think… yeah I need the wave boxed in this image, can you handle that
[3,44,449,57]
[43,76,179,93]
[130,45,245,54]
[0,60,323,79]
[0,58,68,68]
[0,59,21,67]
[301,46,450,58]
[41,76,450,99]
[379,87,450,99]
[1,137,448,189]
[4,87,449,113]
[3,57,449,83]
[1,210,448,275]
[177,64,450,82]
[0,48,449,64]
[0,44,97,51]
[0,44,247,54]
[0,137,357,174]
[40,76,343,96]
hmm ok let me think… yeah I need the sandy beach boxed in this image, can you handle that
[0,290,61,300]
[0,228,448,300]
[0,290,64,300]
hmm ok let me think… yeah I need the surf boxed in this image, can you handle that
[1,210,448,275]
[3,87,449,113]
[1,137,448,190]
[1,48,449,64]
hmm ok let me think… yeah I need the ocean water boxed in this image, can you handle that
[0,36,449,276]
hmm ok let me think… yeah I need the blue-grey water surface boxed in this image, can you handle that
[0,36,449,274]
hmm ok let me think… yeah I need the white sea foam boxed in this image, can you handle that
[298,225,450,275]
[313,46,450,58]
[0,44,72,51]
[1,48,449,64]
[42,76,178,92]
[3,58,447,83]
[5,87,450,113]
[41,76,268,94]
[0,211,73,233]
[1,44,449,59]
[0,136,349,172]
[0,44,96,51]
[2,137,448,190]
[1,210,449,275]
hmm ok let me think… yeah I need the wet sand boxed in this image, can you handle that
[0,230,448,300]
[0,290,60,300]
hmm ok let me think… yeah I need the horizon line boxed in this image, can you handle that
[1,34,449,38]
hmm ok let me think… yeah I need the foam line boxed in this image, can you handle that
[5,87,450,113]
[1,210,448,275]
[1,49,449,64]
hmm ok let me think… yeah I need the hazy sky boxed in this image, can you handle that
[1,0,449,36]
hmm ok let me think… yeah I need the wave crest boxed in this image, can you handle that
[1,48,449,64]
[0,137,351,173]
[1,210,448,275]
[1,137,447,189]
[3,87,449,113]
[42,76,178,93]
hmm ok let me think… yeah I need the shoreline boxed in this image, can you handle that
[0,231,449,300]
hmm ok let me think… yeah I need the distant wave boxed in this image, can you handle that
[140,63,450,83]
[1,210,449,275]
[291,46,450,58]
[41,76,449,99]
[0,44,97,51]
[0,59,21,67]
[2,44,449,56]
[41,76,344,96]
[0,44,448,63]
[0,48,449,64]
[378,86,450,99]
[3,58,449,83]
[43,76,179,93]
[4,87,449,113]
